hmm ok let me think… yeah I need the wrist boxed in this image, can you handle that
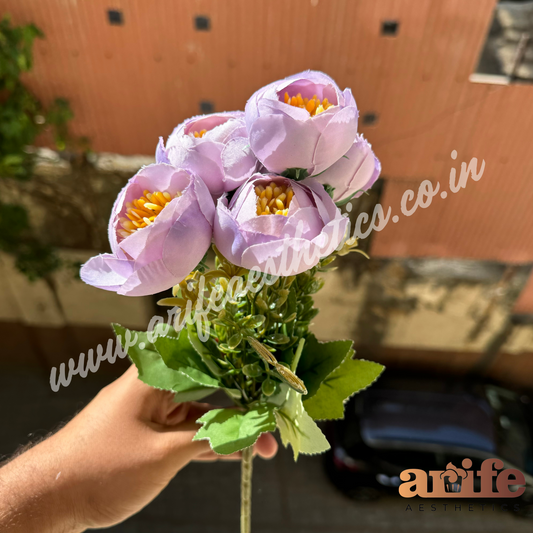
[39,432,89,533]
[0,435,86,533]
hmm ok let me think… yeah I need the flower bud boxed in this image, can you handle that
[262,378,277,397]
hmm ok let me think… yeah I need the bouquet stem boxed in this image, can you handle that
[240,446,254,533]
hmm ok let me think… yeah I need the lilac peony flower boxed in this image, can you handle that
[244,70,358,176]
[214,173,348,276]
[80,164,215,296]
[156,111,258,197]
[309,135,381,202]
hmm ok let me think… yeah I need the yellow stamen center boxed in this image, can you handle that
[190,129,207,138]
[255,182,294,216]
[283,92,334,116]
[117,189,181,239]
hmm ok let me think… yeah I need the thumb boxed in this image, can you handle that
[157,402,218,466]
[158,403,279,467]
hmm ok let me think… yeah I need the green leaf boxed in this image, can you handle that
[150,322,179,339]
[112,324,215,399]
[281,167,309,181]
[266,382,290,408]
[187,324,226,377]
[266,333,290,344]
[173,387,215,402]
[323,184,335,199]
[297,334,353,399]
[275,389,330,460]
[303,358,385,421]
[2,154,24,166]
[245,315,265,328]
[154,329,219,388]
[228,332,243,349]
[193,406,277,455]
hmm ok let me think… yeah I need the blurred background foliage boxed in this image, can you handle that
[0,15,87,281]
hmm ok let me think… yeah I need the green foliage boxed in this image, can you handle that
[193,406,277,455]
[152,247,384,456]
[163,263,322,408]
[0,201,61,280]
[303,358,385,420]
[281,167,309,181]
[0,203,29,245]
[113,324,215,401]
[125,244,384,459]
[0,16,42,81]
[14,240,62,280]
[323,183,335,198]
[296,335,353,398]
[275,389,330,460]
[46,97,74,151]
[0,16,42,180]
[187,323,229,379]
[154,330,220,388]
[0,16,81,280]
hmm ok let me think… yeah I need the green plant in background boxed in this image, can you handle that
[0,15,43,180]
[45,97,74,152]
[0,202,61,280]
[0,15,80,280]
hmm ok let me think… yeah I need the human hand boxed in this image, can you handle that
[0,365,278,532]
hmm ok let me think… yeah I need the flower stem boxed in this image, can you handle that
[240,446,253,533]
[291,337,306,372]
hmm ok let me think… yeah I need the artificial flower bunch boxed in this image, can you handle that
[81,71,384,533]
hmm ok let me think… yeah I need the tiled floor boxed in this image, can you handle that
[1,367,532,532]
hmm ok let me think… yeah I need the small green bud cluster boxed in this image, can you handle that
[160,245,339,406]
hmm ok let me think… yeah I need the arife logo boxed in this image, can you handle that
[399,459,526,498]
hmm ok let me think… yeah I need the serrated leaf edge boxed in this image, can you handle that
[153,334,220,389]
[192,408,277,456]
[301,336,354,400]
[304,359,385,421]
[176,368,220,388]
[273,408,330,460]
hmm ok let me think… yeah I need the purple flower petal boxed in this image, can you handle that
[158,112,257,197]
[81,164,215,296]
[245,70,359,175]
[214,173,346,276]
[311,135,381,201]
